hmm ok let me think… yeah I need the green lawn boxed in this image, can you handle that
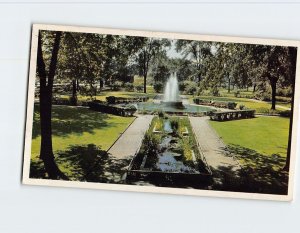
[57,88,157,102]
[31,105,135,176]
[209,116,290,193]
[209,116,290,158]
[188,95,290,113]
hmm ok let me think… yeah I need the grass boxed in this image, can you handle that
[209,116,290,159]
[188,94,290,113]
[209,115,290,194]
[31,105,135,176]
[57,88,157,102]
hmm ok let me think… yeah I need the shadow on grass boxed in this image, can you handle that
[32,105,116,139]
[211,145,288,195]
[30,144,131,183]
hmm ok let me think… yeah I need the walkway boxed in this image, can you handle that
[103,114,153,183]
[189,116,240,174]
[108,114,153,159]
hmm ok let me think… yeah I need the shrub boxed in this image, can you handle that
[89,101,136,116]
[124,104,137,111]
[196,87,204,96]
[227,102,237,110]
[234,90,241,98]
[143,133,159,166]
[239,104,246,110]
[106,96,116,104]
[277,88,285,97]
[260,92,272,101]
[210,87,220,96]
[276,87,293,97]
[185,81,198,95]
[285,86,294,97]
[124,82,134,92]
[179,82,187,92]
[276,96,291,103]
[193,97,209,105]
[111,81,123,91]
[135,84,144,92]
[279,110,291,117]
[153,82,164,93]
[255,88,272,101]
[193,97,200,104]
[157,110,164,118]
[170,119,179,133]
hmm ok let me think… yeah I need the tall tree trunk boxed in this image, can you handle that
[198,74,201,83]
[270,81,276,110]
[76,78,80,91]
[37,31,67,180]
[143,73,147,93]
[72,79,77,105]
[283,47,297,171]
[100,79,103,92]
[283,94,293,172]
[253,83,257,93]
[228,78,231,93]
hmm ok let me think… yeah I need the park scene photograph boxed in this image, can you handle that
[23,25,298,199]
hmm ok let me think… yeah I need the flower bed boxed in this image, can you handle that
[126,116,212,186]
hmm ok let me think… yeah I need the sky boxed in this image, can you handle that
[167,40,183,59]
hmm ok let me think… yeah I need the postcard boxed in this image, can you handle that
[22,24,299,201]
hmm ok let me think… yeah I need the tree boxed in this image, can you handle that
[283,46,297,171]
[248,45,296,110]
[136,38,170,93]
[37,30,67,179]
[175,40,212,82]
[57,32,88,105]
[153,65,170,83]
[171,58,195,82]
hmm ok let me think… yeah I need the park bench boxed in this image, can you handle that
[210,109,255,121]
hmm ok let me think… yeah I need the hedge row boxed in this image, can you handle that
[106,96,149,104]
[88,101,137,117]
[193,97,237,110]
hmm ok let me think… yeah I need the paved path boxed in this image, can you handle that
[108,114,153,159]
[104,114,153,183]
[189,116,240,173]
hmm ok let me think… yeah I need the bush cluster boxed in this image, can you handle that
[124,82,134,92]
[153,82,164,93]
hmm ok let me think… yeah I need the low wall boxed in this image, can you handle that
[126,169,212,185]
[210,109,255,121]
[88,101,136,117]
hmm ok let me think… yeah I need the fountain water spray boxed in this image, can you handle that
[163,73,180,102]
[162,73,184,108]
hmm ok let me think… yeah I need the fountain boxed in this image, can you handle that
[135,72,216,114]
[162,73,184,108]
